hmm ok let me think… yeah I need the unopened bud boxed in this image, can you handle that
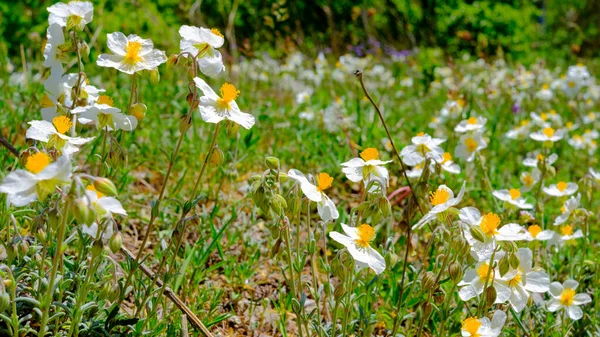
[226,120,239,136]
[91,239,104,256]
[74,199,94,225]
[148,68,160,84]
[109,232,123,254]
[334,285,345,299]
[131,103,147,121]
[167,54,178,67]
[470,226,485,243]
[210,147,225,166]
[448,261,463,283]
[422,271,436,290]
[179,114,192,134]
[422,302,433,319]
[0,292,10,312]
[499,255,510,277]
[509,253,520,269]
[94,178,118,197]
[278,172,289,183]
[485,286,497,307]
[265,157,280,170]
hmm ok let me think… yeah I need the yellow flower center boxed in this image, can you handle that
[476,263,493,282]
[429,187,450,206]
[360,148,379,161]
[462,317,481,337]
[509,188,521,200]
[542,84,549,90]
[523,174,534,187]
[528,225,542,238]
[556,181,568,192]
[540,112,548,121]
[97,95,114,106]
[479,212,500,236]
[560,288,576,306]
[560,225,574,236]
[416,132,425,137]
[457,99,466,107]
[520,120,530,127]
[566,122,573,129]
[216,83,240,110]
[536,153,545,162]
[41,93,54,108]
[52,116,73,134]
[542,127,555,138]
[588,112,596,120]
[568,81,576,88]
[211,28,223,38]
[507,271,522,288]
[442,152,452,164]
[26,152,51,174]
[467,117,478,125]
[560,205,567,213]
[464,137,478,152]
[86,185,105,199]
[124,41,143,66]
[316,172,333,192]
[355,224,375,248]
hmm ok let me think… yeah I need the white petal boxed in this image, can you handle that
[566,305,583,320]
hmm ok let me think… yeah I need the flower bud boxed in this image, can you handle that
[422,302,433,319]
[80,40,90,57]
[131,103,147,121]
[265,157,280,170]
[470,226,485,243]
[448,261,463,284]
[422,271,436,290]
[226,120,239,136]
[0,292,10,312]
[498,255,510,277]
[3,279,13,291]
[91,239,104,256]
[485,286,497,307]
[210,147,225,166]
[278,172,289,183]
[167,54,178,67]
[74,199,94,225]
[94,178,118,197]
[509,253,520,269]
[109,232,123,254]
[148,68,160,84]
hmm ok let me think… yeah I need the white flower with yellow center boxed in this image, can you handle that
[554,194,580,226]
[523,225,554,241]
[568,134,587,149]
[97,32,167,74]
[287,169,339,222]
[543,181,578,197]
[406,161,425,178]
[557,225,583,242]
[520,169,540,192]
[412,182,466,230]
[530,111,561,127]
[455,116,487,133]
[0,153,71,206]
[547,279,592,320]
[459,207,528,260]
[492,188,533,209]
[583,129,599,141]
[329,223,385,274]
[193,78,255,130]
[567,63,591,84]
[535,84,553,101]
[74,96,138,131]
[400,132,445,165]
[582,111,597,125]
[41,67,78,121]
[179,25,225,77]
[341,148,392,187]
[47,1,93,31]
[26,116,94,155]
[460,311,506,337]
[455,131,487,162]
[43,24,66,68]
[436,152,461,174]
[80,185,126,240]
[495,248,550,312]
[561,77,582,98]
[530,127,564,142]
[506,119,532,140]
[458,258,503,301]
[523,152,557,169]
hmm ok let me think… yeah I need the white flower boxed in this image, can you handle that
[535,84,553,101]
[554,194,580,226]
[43,24,66,68]
[530,111,560,127]
[413,182,466,230]
[557,225,584,242]
[520,169,540,192]
[458,258,503,301]
[97,32,167,74]
[81,185,127,219]
[523,225,555,241]
[406,161,425,178]
[193,78,255,129]
[341,148,392,187]
[590,167,600,182]
[329,224,386,274]
[460,311,506,337]
[0,153,71,206]
[567,64,591,85]
[74,103,138,131]
[437,152,461,174]
[287,169,339,222]
[455,131,487,162]
[179,25,225,77]
[505,120,532,140]
[523,152,557,168]
[26,116,94,155]
[582,112,597,125]
[455,116,487,133]
[530,127,564,142]
[400,133,445,165]
[543,181,578,197]
[47,1,93,30]
[41,67,78,121]
[492,188,533,209]
[459,207,528,260]
[547,279,592,320]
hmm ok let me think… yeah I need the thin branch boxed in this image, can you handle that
[0,135,19,157]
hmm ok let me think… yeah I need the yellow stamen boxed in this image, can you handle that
[479,212,500,236]
[97,95,114,106]
[86,185,105,199]
[429,187,450,206]
[464,137,478,152]
[52,116,72,134]
[355,224,375,248]
[124,41,143,66]
[442,152,452,164]
[568,81,576,88]
[536,153,545,161]
[457,99,465,107]
[588,112,595,120]
[540,112,548,121]
[542,84,549,90]
[542,127,555,138]
[316,172,333,192]
[216,83,240,110]
[560,288,576,306]
[26,152,51,174]
[528,225,542,238]
[211,28,223,38]
[507,271,522,288]
[556,181,568,192]
[476,263,493,282]
[523,174,534,187]
[462,317,481,337]
[360,148,379,162]
[509,188,521,200]
[560,225,574,236]
[416,132,425,137]
[467,117,478,125]
[566,122,573,129]
[520,120,530,127]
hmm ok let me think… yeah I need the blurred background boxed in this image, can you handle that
[1,0,599,66]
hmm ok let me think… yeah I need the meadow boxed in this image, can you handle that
[0,1,599,336]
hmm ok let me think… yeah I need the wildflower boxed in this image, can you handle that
[455,131,487,162]
[41,67,78,121]
[406,161,424,178]
[547,279,592,320]
[43,24,66,68]
[530,111,560,127]
[495,248,550,312]
[520,169,541,192]
[26,116,94,155]
[329,223,386,274]
[287,169,339,222]
[557,225,583,242]
[412,182,466,230]
[459,207,528,260]
[535,84,553,101]
[47,1,93,31]
[554,194,581,226]
[97,32,167,74]
[0,153,71,206]
[524,225,554,241]
[506,119,532,140]
[523,152,558,169]
[460,311,506,337]
[582,112,597,125]
[492,188,533,209]
[530,127,564,142]
[193,78,255,130]
[400,132,445,165]
[341,148,392,187]
[543,181,578,197]
[458,258,502,301]
[437,152,461,174]
[179,25,225,77]
[589,167,600,182]
[81,184,127,220]
[454,116,487,133]
[74,99,138,131]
